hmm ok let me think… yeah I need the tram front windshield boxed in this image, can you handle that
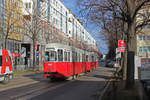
[0,56,2,66]
[45,51,57,62]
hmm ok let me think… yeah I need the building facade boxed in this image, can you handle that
[5,0,23,54]
[137,7,150,58]
[0,0,24,69]
[137,29,150,58]
[38,0,97,50]
[0,0,6,48]
[21,0,99,68]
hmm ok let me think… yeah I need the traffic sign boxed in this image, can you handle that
[35,43,37,50]
[118,40,125,52]
[36,52,39,56]
[21,47,26,57]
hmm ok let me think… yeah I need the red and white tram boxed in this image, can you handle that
[44,43,99,80]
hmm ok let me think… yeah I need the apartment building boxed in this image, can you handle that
[137,29,150,58]
[0,0,5,47]
[137,7,150,58]
[21,0,98,67]
[38,0,97,50]
[6,0,23,53]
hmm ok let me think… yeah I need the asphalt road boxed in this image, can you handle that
[0,67,114,100]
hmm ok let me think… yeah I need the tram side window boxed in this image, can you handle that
[75,52,77,62]
[45,52,49,61]
[79,54,80,62]
[82,54,85,62]
[68,52,70,62]
[45,51,57,62]
[72,51,77,62]
[64,51,67,62]
[72,51,75,62]
[58,49,63,62]
[49,51,57,61]
[0,56,2,66]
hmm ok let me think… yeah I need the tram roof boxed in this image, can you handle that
[45,43,97,55]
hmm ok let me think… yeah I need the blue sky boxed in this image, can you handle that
[61,0,108,54]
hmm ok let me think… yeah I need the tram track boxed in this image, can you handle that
[10,80,74,100]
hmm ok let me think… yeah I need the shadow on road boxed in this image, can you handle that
[93,75,112,80]
[29,80,106,100]
[23,73,71,83]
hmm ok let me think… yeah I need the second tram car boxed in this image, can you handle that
[44,43,99,80]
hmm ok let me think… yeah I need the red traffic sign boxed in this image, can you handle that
[35,43,37,50]
[118,40,125,52]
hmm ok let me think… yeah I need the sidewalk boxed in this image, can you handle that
[101,80,149,100]
[0,71,46,92]
[14,70,39,77]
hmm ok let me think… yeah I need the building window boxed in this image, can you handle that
[60,6,63,31]
[66,11,68,34]
[25,3,28,8]
[76,22,78,39]
[143,25,150,29]
[69,30,71,34]
[143,47,148,52]
[56,19,58,24]
[143,36,146,40]
[53,18,55,24]
[147,35,150,40]
[25,2,31,9]
[56,1,58,7]
[11,11,14,18]
[17,1,20,8]
[56,10,58,16]
[29,3,31,8]
[11,0,15,3]
[72,18,74,37]
[18,14,21,20]
[148,46,150,52]
[11,24,14,32]
[53,0,55,5]
[17,27,20,33]
[139,35,143,40]
[140,46,150,53]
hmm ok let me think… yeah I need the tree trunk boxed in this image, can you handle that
[33,39,36,71]
[126,21,137,88]
[122,52,127,80]
[4,34,8,49]
[125,0,137,88]
[4,39,7,49]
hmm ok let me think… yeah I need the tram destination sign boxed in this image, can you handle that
[46,48,55,51]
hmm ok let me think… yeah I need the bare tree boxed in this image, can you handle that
[77,0,150,88]
[0,1,22,49]
[23,0,48,71]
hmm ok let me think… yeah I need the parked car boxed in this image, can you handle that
[106,59,115,67]
[99,59,106,67]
